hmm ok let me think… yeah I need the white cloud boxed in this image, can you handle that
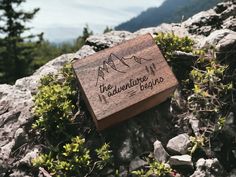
[23,0,165,42]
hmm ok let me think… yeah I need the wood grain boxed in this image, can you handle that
[73,33,178,130]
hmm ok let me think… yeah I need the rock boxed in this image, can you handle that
[171,51,198,79]
[15,53,75,94]
[215,30,236,50]
[190,158,225,177]
[101,168,117,177]
[214,2,229,14]
[74,45,95,59]
[153,140,169,162]
[183,9,221,36]
[223,112,236,139]
[188,114,200,136]
[117,137,134,162]
[215,30,236,63]
[129,157,147,171]
[18,148,39,166]
[86,31,134,51]
[220,1,236,20]
[118,166,128,177]
[199,29,233,47]
[9,169,31,177]
[167,133,190,154]
[172,51,198,61]
[135,23,191,38]
[182,1,236,36]
[14,128,28,150]
[228,169,236,177]
[0,83,33,173]
[223,16,236,31]
[169,155,193,167]
[104,102,175,166]
[199,29,236,63]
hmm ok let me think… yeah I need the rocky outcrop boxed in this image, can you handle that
[0,1,235,176]
[183,1,236,35]
[0,49,95,176]
[190,158,225,177]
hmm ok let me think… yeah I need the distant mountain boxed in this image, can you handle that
[115,0,223,32]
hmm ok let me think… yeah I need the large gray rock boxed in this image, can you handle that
[153,140,169,162]
[199,29,236,48]
[182,1,236,36]
[15,53,75,94]
[135,23,191,38]
[0,84,33,174]
[183,9,221,36]
[190,158,225,177]
[219,1,236,21]
[223,16,236,31]
[166,133,190,155]
[199,29,236,63]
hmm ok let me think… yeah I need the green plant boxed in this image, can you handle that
[217,116,226,130]
[132,158,172,177]
[32,64,114,176]
[155,32,194,60]
[188,136,205,155]
[32,136,113,177]
[181,49,235,159]
[32,64,78,140]
[188,57,233,125]
[154,32,196,80]
[95,143,113,170]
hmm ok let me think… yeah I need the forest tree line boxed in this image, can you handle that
[0,0,112,84]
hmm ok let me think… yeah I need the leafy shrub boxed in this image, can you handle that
[32,136,113,177]
[155,33,235,168]
[132,158,172,177]
[96,143,113,170]
[155,32,194,60]
[187,57,233,127]
[32,64,78,141]
[176,49,235,168]
[32,64,114,176]
[154,32,196,80]
[188,135,205,155]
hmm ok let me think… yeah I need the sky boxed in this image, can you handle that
[23,0,165,43]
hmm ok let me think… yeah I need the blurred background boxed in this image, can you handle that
[0,0,222,84]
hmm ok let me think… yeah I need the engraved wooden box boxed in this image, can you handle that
[73,33,178,130]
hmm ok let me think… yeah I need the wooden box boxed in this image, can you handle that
[73,34,178,130]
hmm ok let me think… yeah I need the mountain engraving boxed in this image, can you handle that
[95,53,152,86]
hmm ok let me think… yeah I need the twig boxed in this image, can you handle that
[39,167,52,177]
[84,161,98,177]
